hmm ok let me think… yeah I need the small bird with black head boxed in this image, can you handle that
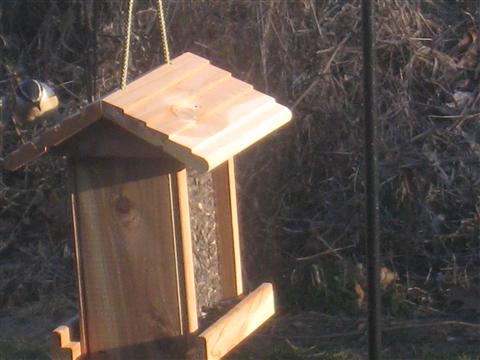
[14,79,59,126]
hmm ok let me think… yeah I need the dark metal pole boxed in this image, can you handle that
[361,0,381,359]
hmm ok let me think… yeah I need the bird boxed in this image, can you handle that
[14,79,59,126]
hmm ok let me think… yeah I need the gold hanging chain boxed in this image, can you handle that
[120,0,134,89]
[156,0,171,64]
[121,0,171,90]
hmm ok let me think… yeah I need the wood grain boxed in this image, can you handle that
[137,76,249,137]
[57,119,169,159]
[102,52,293,173]
[169,89,274,149]
[105,53,209,109]
[5,52,292,174]
[212,158,243,300]
[193,103,291,171]
[190,283,275,360]
[71,157,187,358]
[175,169,199,332]
[135,65,230,121]
[68,165,88,353]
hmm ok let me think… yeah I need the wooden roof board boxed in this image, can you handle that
[103,52,292,172]
[104,52,210,108]
[170,89,276,149]
[132,76,253,139]
[4,52,292,173]
[193,101,292,169]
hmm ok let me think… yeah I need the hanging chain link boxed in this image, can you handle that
[156,0,171,64]
[120,0,134,89]
[121,0,171,90]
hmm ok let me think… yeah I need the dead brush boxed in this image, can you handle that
[0,0,480,356]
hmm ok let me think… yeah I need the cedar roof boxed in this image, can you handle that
[4,52,292,172]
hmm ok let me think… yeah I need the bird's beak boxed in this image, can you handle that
[35,102,41,111]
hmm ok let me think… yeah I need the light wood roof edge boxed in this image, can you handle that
[3,102,103,171]
[101,102,166,147]
[103,103,292,173]
[157,102,291,173]
[4,51,293,173]
[101,102,209,172]
[191,103,292,171]
[101,52,294,172]
[4,98,291,174]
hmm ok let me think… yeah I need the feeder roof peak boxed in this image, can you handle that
[4,52,292,172]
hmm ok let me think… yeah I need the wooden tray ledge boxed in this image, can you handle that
[51,316,83,360]
[188,282,275,360]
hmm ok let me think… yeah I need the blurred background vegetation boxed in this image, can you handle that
[1,0,480,359]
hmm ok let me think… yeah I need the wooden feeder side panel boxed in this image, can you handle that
[212,158,243,299]
[69,157,190,358]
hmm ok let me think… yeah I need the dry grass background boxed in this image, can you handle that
[1,0,480,359]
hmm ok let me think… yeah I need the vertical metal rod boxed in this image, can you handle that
[91,0,99,101]
[83,0,95,103]
[361,0,381,359]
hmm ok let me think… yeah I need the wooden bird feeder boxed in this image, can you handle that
[4,52,292,359]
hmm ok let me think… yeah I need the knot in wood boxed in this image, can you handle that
[114,195,132,214]
[170,105,199,121]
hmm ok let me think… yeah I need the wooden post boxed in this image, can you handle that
[174,169,199,333]
[212,158,243,300]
